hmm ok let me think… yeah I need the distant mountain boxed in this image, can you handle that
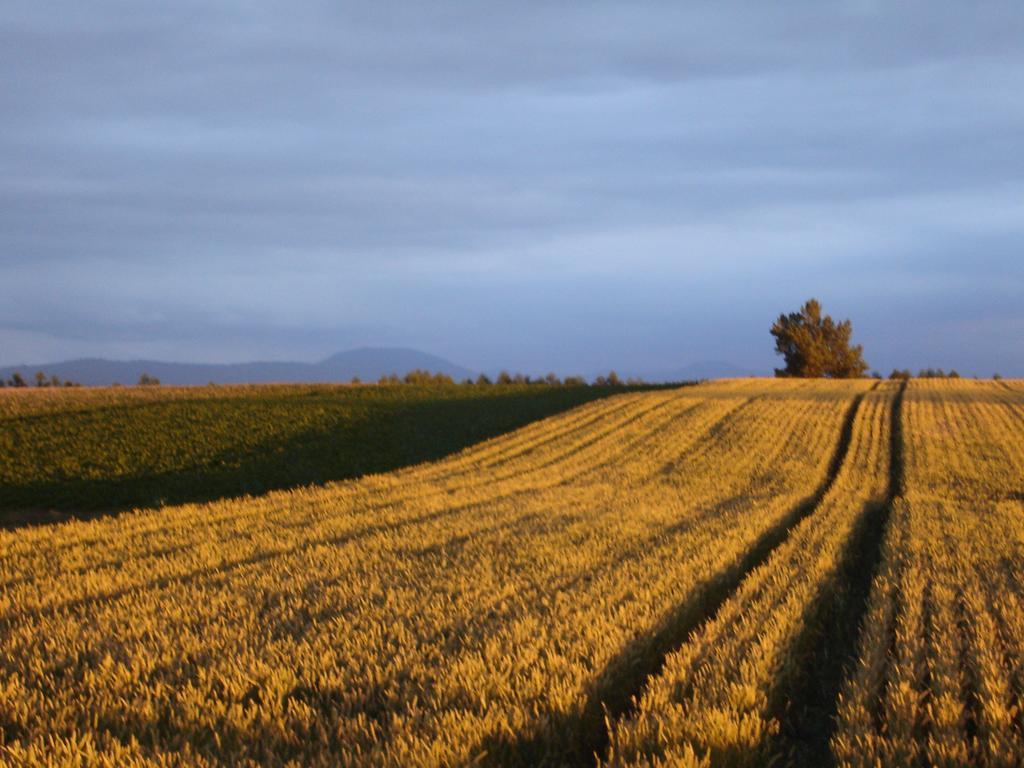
[638,360,762,383]
[0,347,477,386]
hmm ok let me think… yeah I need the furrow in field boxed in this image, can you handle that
[757,379,906,766]
[602,381,892,767]
[830,380,1024,767]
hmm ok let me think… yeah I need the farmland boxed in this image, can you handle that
[0,379,1022,766]
[0,382,642,527]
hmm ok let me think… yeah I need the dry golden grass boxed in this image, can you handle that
[1,379,1021,767]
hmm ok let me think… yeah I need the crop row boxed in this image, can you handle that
[604,381,898,766]
[832,380,1024,767]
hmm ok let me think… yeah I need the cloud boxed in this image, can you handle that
[1,2,1023,373]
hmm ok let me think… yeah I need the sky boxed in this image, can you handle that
[2,1,1023,377]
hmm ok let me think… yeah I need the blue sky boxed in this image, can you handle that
[2,1,1023,376]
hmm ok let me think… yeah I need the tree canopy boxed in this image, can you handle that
[771,299,869,378]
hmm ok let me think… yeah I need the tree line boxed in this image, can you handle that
[885,368,963,381]
[0,372,160,388]
[1,369,644,389]
[372,369,644,387]
[1,371,82,388]
[772,299,996,379]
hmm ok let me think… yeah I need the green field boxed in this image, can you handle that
[0,382,656,527]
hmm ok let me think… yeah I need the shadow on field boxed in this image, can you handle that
[0,387,657,530]
[760,380,906,767]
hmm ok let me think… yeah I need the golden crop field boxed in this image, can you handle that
[1,379,1022,767]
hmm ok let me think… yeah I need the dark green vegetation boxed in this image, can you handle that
[0,382,664,527]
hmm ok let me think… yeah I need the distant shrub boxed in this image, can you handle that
[591,372,623,386]
[403,370,455,386]
[403,369,430,385]
[138,373,161,386]
[475,374,492,386]
[915,368,963,379]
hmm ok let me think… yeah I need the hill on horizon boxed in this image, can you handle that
[0,347,477,386]
[1,348,762,387]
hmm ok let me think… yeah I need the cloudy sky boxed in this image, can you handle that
[2,2,1023,376]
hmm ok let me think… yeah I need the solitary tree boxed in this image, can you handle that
[771,299,868,378]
